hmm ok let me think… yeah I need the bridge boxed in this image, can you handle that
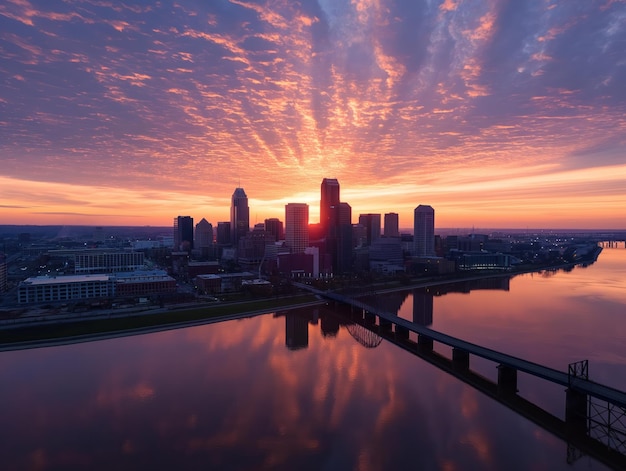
[294,282,626,468]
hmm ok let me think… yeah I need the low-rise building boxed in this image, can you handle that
[18,274,114,304]
[114,270,176,297]
[17,270,177,304]
[195,274,222,294]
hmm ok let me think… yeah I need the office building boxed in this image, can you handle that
[17,271,177,304]
[414,205,435,256]
[264,218,284,242]
[384,213,399,238]
[336,202,353,273]
[174,216,194,251]
[216,222,231,246]
[320,178,340,237]
[113,271,177,297]
[195,218,213,248]
[194,218,215,259]
[74,250,145,274]
[238,224,274,267]
[230,187,250,247]
[47,249,145,274]
[285,203,309,254]
[18,274,114,304]
[358,213,381,246]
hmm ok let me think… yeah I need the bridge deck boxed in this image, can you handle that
[297,283,626,408]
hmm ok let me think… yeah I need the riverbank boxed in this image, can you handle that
[0,294,321,350]
[0,259,595,351]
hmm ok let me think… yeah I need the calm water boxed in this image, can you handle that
[1,246,626,471]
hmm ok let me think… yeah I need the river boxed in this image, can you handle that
[1,244,625,470]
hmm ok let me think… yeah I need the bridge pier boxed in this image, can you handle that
[497,365,518,395]
[364,311,376,324]
[452,348,470,371]
[417,334,433,351]
[565,388,588,436]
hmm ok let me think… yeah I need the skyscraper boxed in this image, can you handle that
[337,202,353,273]
[216,221,231,246]
[414,205,435,256]
[320,178,340,236]
[174,216,194,251]
[358,213,381,246]
[230,187,250,247]
[285,203,309,254]
[384,213,399,237]
[195,218,213,248]
[264,217,284,242]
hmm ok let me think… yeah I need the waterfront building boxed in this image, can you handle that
[230,187,250,247]
[195,274,222,294]
[174,216,194,251]
[384,213,400,238]
[414,205,435,256]
[285,203,309,254]
[17,274,114,304]
[113,270,177,297]
[17,271,177,304]
[452,251,515,271]
[358,213,381,246]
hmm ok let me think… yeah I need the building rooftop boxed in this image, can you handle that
[21,274,112,285]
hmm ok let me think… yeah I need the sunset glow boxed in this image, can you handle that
[1,1,625,229]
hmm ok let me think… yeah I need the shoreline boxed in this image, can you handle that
[0,260,592,351]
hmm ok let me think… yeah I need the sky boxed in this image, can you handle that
[1,0,625,230]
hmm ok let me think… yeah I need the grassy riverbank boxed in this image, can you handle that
[0,259,592,349]
[0,294,318,346]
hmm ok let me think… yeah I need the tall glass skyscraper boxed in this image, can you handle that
[384,212,400,237]
[195,218,213,248]
[320,178,340,236]
[414,205,435,256]
[174,216,194,251]
[285,203,309,254]
[230,187,250,247]
[358,213,381,246]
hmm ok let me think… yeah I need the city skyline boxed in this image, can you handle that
[1,1,625,229]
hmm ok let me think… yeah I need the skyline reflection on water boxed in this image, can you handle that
[1,247,625,470]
